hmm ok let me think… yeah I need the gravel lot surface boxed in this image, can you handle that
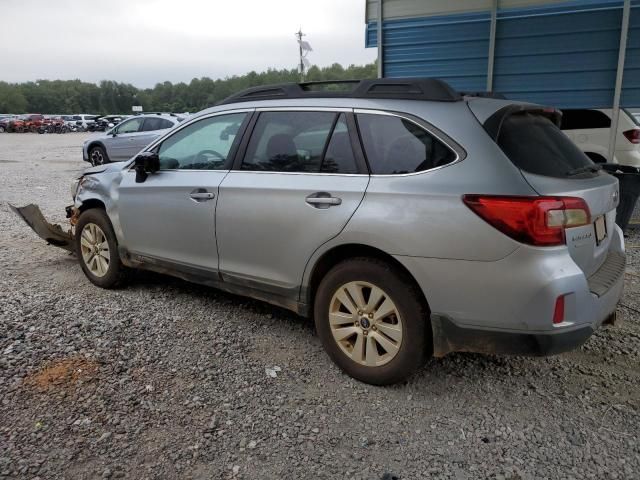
[1,133,639,480]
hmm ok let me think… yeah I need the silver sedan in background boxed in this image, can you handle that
[82,113,185,165]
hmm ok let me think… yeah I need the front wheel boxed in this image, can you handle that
[89,145,109,166]
[314,258,430,385]
[75,209,129,288]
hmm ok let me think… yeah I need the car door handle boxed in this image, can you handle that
[190,191,215,201]
[305,192,342,208]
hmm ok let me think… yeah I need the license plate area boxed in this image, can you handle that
[594,215,607,245]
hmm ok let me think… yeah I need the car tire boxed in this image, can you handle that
[89,145,109,166]
[314,257,430,385]
[0,126,5,133]
[75,209,129,289]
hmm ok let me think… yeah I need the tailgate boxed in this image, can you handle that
[520,171,619,277]
[477,103,621,277]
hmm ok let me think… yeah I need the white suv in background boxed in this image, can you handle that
[560,108,640,167]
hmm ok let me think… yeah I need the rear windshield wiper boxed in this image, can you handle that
[566,165,602,177]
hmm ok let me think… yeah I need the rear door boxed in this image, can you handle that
[495,111,619,277]
[104,117,145,162]
[133,117,174,152]
[216,109,369,299]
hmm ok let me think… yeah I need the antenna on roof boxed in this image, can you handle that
[295,27,312,82]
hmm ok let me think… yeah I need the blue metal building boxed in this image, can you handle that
[365,0,639,108]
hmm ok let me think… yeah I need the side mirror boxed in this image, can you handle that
[134,152,160,183]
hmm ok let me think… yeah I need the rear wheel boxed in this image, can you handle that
[0,126,6,133]
[89,145,109,166]
[314,257,430,385]
[75,209,129,288]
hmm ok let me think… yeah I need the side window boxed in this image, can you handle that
[116,118,144,134]
[560,109,611,130]
[356,113,456,174]
[157,113,247,170]
[241,111,358,173]
[142,117,174,132]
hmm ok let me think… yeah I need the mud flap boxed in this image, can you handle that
[9,204,75,252]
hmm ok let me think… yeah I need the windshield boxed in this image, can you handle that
[496,112,595,178]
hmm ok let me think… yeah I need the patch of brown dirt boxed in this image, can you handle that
[23,356,99,391]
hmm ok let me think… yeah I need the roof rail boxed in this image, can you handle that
[218,78,462,105]
[460,91,506,100]
[132,112,183,117]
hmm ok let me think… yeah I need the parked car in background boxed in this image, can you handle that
[0,116,16,132]
[560,108,640,166]
[88,115,128,132]
[19,114,45,132]
[16,78,625,385]
[70,114,99,130]
[4,116,26,132]
[82,113,184,165]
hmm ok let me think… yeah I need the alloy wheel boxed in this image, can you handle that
[328,281,403,367]
[80,223,110,277]
[90,149,104,166]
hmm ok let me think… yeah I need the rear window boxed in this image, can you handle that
[497,113,594,178]
[560,109,611,130]
[142,117,173,131]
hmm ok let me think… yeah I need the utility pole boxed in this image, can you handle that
[295,28,313,82]
[295,28,306,81]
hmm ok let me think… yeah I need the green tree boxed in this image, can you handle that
[0,62,377,114]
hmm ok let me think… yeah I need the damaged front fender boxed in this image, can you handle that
[9,204,75,252]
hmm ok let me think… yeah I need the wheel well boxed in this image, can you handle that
[585,152,608,164]
[87,142,105,153]
[79,199,106,212]
[306,243,429,314]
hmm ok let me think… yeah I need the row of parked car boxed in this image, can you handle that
[0,114,128,134]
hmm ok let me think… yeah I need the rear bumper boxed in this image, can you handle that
[395,225,625,357]
[431,313,614,357]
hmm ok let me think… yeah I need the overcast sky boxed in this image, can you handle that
[0,0,376,88]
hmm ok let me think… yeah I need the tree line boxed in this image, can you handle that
[0,63,377,115]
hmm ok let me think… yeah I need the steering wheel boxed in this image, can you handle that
[195,149,225,164]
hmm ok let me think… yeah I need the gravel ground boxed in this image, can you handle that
[1,133,639,480]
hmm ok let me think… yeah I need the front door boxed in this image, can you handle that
[216,110,369,299]
[116,111,251,272]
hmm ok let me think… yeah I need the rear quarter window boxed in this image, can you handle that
[498,113,594,178]
[356,113,456,174]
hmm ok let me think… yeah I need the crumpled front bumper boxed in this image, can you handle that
[9,204,76,252]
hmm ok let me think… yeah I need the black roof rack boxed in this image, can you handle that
[218,78,462,105]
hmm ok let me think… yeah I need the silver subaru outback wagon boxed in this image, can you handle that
[12,78,625,385]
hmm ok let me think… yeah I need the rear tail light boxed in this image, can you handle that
[553,295,565,324]
[462,195,591,246]
[623,128,640,144]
